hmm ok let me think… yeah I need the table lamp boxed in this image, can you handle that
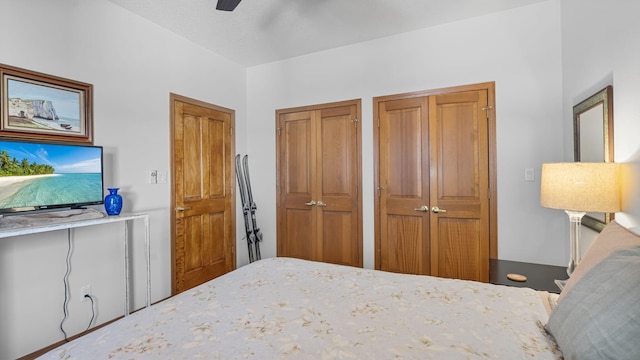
[540,162,621,280]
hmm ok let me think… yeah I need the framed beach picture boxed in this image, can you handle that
[0,64,93,144]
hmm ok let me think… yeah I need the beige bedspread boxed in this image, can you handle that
[40,257,560,359]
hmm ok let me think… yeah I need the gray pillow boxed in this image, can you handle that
[546,246,640,360]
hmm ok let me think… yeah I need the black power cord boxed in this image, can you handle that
[60,229,73,341]
[84,294,96,331]
[60,228,97,341]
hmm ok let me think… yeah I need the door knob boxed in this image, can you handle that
[431,206,447,213]
[305,201,316,206]
[176,206,192,211]
[317,201,327,207]
[413,205,429,212]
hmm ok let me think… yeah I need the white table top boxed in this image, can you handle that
[0,208,148,238]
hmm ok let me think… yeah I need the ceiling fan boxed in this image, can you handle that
[216,0,242,11]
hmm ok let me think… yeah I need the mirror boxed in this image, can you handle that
[573,85,614,232]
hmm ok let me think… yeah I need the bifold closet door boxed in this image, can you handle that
[375,84,493,282]
[277,100,362,267]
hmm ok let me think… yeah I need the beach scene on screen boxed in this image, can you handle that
[0,142,102,209]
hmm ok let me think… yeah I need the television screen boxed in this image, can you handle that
[0,139,103,214]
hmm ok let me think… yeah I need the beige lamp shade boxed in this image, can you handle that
[540,162,621,213]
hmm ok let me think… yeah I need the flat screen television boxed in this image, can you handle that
[0,139,103,215]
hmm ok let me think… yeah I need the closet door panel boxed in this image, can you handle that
[317,105,360,266]
[378,98,431,275]
[429,90,489,282]
[436,95,480,199]
[285,115,314,196]
[322,211,357,266]
[382,214,423,274]
[434,218,481,281]
[277,100,362,267]
[320,113,351,196]
[277,111,319,260]
[284,209,315,261]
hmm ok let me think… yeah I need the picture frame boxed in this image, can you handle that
[573,85,614,232]
[0,64,93,144]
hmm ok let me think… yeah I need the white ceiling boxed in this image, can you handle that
[108,0,546,67]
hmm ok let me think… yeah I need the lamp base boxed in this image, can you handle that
[565,210,586,276]
[566,258,576,276]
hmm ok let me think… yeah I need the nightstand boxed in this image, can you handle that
[490,259,569,293]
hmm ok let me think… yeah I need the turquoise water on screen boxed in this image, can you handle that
[0,173,102,208]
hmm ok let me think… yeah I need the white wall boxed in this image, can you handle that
[561,0,640,249]
[0,0,247,358]
[8,0,640,358]
[247,0,566,269]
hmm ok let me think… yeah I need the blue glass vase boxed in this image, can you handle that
[104,188,123,216]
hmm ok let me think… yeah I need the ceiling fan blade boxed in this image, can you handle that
[216,0,241,11]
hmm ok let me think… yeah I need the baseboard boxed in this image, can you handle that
[17,316,121,360]
[17,295,171,359]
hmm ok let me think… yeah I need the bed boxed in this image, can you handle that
[39,220,640,359]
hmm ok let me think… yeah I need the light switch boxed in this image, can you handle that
[524,167,535,182]
[157,171,168,184]
[148,170,158,184]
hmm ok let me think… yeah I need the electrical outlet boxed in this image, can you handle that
[80,284,92,302]
[524,167,535,182]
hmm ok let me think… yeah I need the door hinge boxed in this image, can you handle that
[482,105,493,119]
[276,128,281,136]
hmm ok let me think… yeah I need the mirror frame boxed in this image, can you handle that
[573,85,614,232]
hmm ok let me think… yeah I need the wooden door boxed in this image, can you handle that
[428,91,489,281]
[374,83,495,281]
[171,94,235,294]
[317,105,360,266]
[277,100,362,267]
[377,97,431,274]
[276,110,316,261]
